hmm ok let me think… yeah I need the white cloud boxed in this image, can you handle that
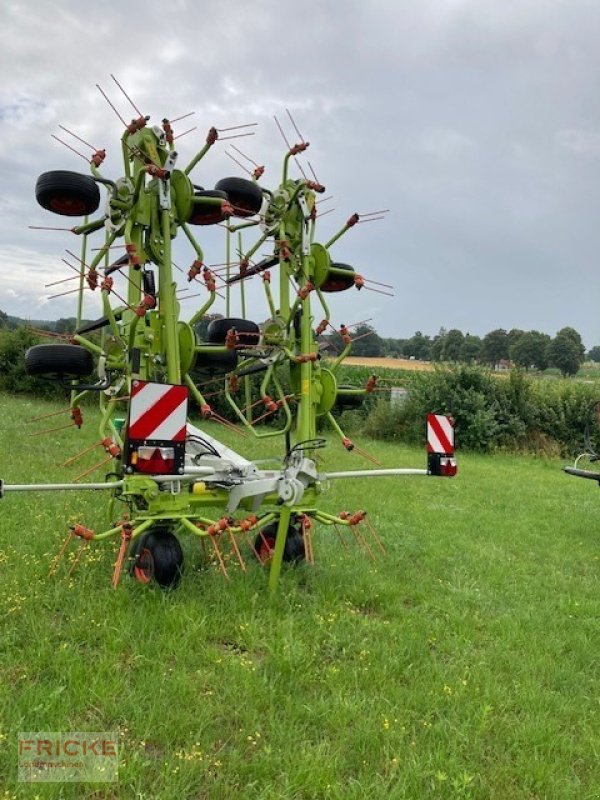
[418,128,478,158]
[556,128,600,156]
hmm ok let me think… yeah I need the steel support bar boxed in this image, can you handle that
[320,469,429,480]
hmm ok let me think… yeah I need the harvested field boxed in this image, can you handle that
[343,356,434,371]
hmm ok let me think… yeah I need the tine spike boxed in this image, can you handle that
[334,523,349,550]
[173,126,197,140]
[307,160,319,182]
[359,209,390,217]
[31,405,72,422]
[96,84,128,126]
[365,517,386,555]
[357,216,385,224]
[218,132,256,141]
[65,540,88,579]
[61,440,102,467]
[58,125,97,151]
[47,286,88,300]
[44,273,80,288]
[217,122,258,132]
[110,73,143,116]
[209,535,230,579]
[285,108,305,143]
[347,317,374,329]
[273,115,292,150]
[228,530,247,572]
[255,530,272,566]
[48,531,75,576]
[230,143,259,167]
[28,225,74,231]
[169,111,195,124]
[51,135,89,163]
[352,525,377,561]
[294,157,308,180]
[225,150,253,176]
[365,278,394,289]
[72,455,112,483]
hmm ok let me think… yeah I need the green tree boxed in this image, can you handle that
[405,331,432,360]
[349,323,384,357]
[547,327,585,376]
[510,331,551,370]
[430,328,447,362]
[481,329,509,366]
[0,310,7,329]
[441,329,464,361]
[587,345,600,363]
[55,317,77,334]
[460,333,482,363]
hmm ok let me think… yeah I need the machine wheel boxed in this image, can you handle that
[188,189,229,225]
[321,262,355,293]
[35,170,100,217]
[335,385,364,409]
[130,528,184,589]
[25,344,94,379]
[214,177,263,217]
[193,346,238,374]
[206,317,260,347]
[253,521,305,564]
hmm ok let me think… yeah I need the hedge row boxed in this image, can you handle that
[360,365,600,456]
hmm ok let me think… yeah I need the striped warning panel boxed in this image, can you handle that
[427,414,454,454]
[128,381,188,442]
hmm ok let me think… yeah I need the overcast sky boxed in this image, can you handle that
[2,0,600,346]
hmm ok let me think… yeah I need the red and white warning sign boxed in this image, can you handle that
[427,414,455,455]
[126,381,189,475]
[128,381,188,442]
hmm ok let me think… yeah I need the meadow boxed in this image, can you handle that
[0,390,599,799]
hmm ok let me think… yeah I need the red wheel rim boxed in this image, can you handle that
[133,548,153,584]
[257,536,275,563]
[49,195,87,214]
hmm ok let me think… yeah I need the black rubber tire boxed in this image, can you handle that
[25,344,94,379]
[188,189,228,225]
[214,177,263,218]
[253,521,305,564]
[335,385,364,409]
[194,346,238,374]
[35,170,100,217]
[321,262,355,293]
[130,528,184,589]
[207,317,260,347]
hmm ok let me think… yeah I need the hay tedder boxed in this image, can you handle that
[0,79,457,590]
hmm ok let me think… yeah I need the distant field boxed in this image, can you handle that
[343,356,434,371]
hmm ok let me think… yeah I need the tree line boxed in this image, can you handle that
[0,309,592,377]
[339,324,589,377]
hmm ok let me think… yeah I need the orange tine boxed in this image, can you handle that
[61,440,102,467]
[73,455,112,483]
[111,533,129,589]
[228,530,246,572]
[48,530,75,576]
[350,525,377,561]
[209,535,230,580]
[65,540,89,579]
[365,517,386,555]
[333,523,349,550]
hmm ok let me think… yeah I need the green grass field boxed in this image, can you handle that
[0,391,599,799]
